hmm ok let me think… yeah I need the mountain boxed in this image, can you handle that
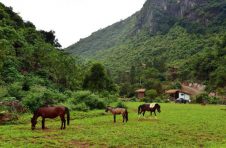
[66,0,226,89]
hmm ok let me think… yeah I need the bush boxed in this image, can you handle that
[196,93,220,104]
[146,89,158,99]
[73,103,90,112]
[143,97,152,103]
[196,93,209,103]
[7,82,24,100]
[116,101,127,109]
[69,91,106,110]
[21,85,68,112]
[153,97,164,103]
[208,96,220,104]
[99,91,118,104]
[130,97,137,102]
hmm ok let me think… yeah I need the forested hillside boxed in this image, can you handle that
[66,0,226,95]
[0,3,117,112]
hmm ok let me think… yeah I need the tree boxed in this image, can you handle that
[39,30,61,47]
[146,89,158,102]
[130,65,136,85]
[83,63,115,92]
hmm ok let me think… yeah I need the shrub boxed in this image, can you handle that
[146,89,158,100]
[116,101,127,109]
[196,93,220,104]
[7,82,24,100]
[154,97,164,103]
[21,85,68,112]
[69,91,106,110]
[130,97,137,102]
[208,96,220,104]
[73,103,90,112]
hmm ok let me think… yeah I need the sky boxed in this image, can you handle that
[0,0,146,48]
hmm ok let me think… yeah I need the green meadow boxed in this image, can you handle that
[0,103,226,148]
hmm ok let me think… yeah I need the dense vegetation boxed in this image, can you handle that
[0,3,117,112]
[66,0,226,100]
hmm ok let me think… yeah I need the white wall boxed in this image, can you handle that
[179,93,190,101]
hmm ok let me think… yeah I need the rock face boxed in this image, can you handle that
[135,0,198,34]
[67,0,225,56]
[65,0,226,75]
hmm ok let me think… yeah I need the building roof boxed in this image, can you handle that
[165,89,191,95]
[165,89,179,94]
[135,89,146,93]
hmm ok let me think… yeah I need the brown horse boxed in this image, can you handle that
[31,106,70,130]
[138,103,161,118]
[105,106,128,123]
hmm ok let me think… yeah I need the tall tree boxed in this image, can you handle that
[83,63,115,92]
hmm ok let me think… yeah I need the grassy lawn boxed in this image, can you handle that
[0,102,226,147]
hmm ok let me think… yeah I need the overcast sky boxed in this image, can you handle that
[0,0,146,48]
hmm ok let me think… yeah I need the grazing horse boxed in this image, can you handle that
[31,106,70,130]
[105,106,128,123]
[138,103,161,118]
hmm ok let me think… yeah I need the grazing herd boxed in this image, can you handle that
[31,103,161,130]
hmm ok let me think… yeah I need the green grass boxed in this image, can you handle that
[0,103,226,147]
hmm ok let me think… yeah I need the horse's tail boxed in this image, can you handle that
[138,105,141,115]
[65,107,70,125]
[125,109,128,122]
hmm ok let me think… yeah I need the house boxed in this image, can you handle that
[135,89,146,99]
[165,89,191,101]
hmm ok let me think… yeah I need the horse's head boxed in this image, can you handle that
[31,117,37,130]
[105,107,109,112]
[105,106,112,112]
[155,104,161,113]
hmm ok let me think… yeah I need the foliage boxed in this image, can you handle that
[83,63,116,92]
[196,93,220,104]
[66,0,226,97]
[115,101,127,109]
[68,91,106,111]
[22,86,68,112]
[145,89,158,101]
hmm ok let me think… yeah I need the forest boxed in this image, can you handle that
[66,0,226,103]
[0,3,117,114]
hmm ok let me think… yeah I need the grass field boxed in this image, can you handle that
[0,102,226,148]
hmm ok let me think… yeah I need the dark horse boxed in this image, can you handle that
[138,103,161,118]
[31,106,70,130]
[105,106,128,123]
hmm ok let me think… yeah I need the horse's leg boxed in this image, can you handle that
[154,111,157,119]
[122,114,124,123]
[114,114,116,123]
[138,110,142,120]
[60,116,63,129]
[42,118,45,129]
[149,111,152,119]
[60,115,66,129]
[63,116,66,129]
[143,111,146,118]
